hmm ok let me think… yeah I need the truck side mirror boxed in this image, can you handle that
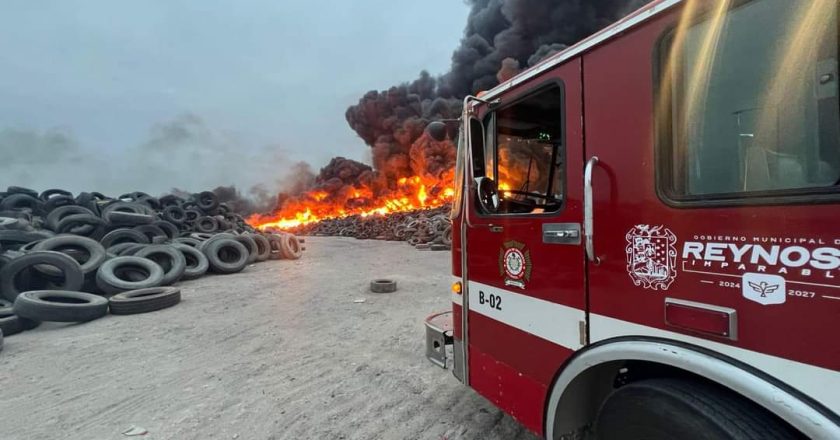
[475,176,499,213]
[426,121,448,142]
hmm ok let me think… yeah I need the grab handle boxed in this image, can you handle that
[584,156,600,264]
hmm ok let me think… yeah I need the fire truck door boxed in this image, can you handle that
[464,59,586,432]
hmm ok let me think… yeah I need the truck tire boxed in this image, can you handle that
[267,234,284,260]
[195,216,219,233]
[0,251,84,301]
[280,234,302,260]
[233,234,259,264]
[172,244,209,280]
[45,205,96,230]
[109,287,180,315]
[370,279,397,293]
[0,310,39,335]
[203,238,248,274]
[594,378,801,440]
[134,245,186,285]
[100,228,150,248]
[13,290,109,322]
[196,191,219,212]
[95,256,165,295]
[133,224,168,244]
[250,234,271,261]
[32,235,107,276]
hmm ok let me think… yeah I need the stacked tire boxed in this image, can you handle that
[0,186,303,344]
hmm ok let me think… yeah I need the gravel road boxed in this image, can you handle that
[0,237,539,440]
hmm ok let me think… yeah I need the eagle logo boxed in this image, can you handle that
[747,281,780,298]
[741,273,786,305]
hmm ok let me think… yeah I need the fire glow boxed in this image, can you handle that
[249,174,455,230]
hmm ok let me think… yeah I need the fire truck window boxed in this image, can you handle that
[664,0,840,200]
[489,85,564,215]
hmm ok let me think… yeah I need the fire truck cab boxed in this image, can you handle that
[427,0,840,438]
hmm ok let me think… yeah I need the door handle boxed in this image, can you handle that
[584,156,600,264]
[489,225,504,233]
[542,223,581,244]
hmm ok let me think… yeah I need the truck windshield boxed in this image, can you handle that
[450,124,465,220]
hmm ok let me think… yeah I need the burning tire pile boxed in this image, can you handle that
[0,186,303,348]
[278,206,452,251]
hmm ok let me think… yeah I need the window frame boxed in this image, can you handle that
[476,79,567,218]
[654,0,840,208]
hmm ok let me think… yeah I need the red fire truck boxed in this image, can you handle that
[424,0,840,438]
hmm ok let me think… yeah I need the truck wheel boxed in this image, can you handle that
[109,287,180,315]
[594,378,801,440]
[134,245,186,285]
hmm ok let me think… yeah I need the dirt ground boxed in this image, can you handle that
[0,237,539,440]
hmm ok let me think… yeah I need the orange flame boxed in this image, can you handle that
[248,173,454,230]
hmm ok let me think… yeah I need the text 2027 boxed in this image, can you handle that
[478,291,502,310]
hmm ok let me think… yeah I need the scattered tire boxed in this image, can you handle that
[250,234,271,262]
[279,234,302,260]
[13,290,109,322]
[594,378,801,440]
[196,191,219,212]
[203,238,249,274]
[0,251,84,301]
[430,244,450,251]
[370,279,397,293]
[95,256,165,295]
[0,311,23,336]
[106,211,155,226]
[134,245,186,285]
[109,286,181,315]
[153,220,180,239]
[32,234,108,276]
[172,244,209,280]
[45,205,96,230]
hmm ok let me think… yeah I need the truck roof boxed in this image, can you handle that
[481,0,681,101]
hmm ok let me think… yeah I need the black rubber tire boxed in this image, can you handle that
[172,237,201,247]
[0,230,53,250]
[95,256,165,295]
[0,309,39,335]
[107,211,155,226]
[0,193,44,214]
[370,279,397,293]
[196,191,219,212]
[0,251,84,301]
[267,234,284,260]
[45,205,96,230]
[134,245,186,285]
[430,244,450,251]
[594,378,802,440]
[0,298,11,312]
[162,206,186,224]
[39,188,73,201]
[117,243,147,256]
[109,287,181,315]
[100,228,150,248]
[250,234,271,262]
[195,216,219,233]
[184,209,202,222]
[106,242,139,256]
[7,186,39,198]
[13,290,108,322]
[203,238,249,274]
[172,243,209,280]
[133,224,168,244]
[32,234,108,276]
[43,195,75,213]
[153,220,180,239]
[233,234,259,264]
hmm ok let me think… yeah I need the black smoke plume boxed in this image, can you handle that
[343,0,645,185]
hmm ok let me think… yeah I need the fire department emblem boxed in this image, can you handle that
[625,224,678,291]
[499,240,532,289]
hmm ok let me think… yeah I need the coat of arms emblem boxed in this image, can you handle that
[625,224,678,290]
[499,240,531,289]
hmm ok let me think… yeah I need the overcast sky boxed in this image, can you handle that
[0,0,469,195]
